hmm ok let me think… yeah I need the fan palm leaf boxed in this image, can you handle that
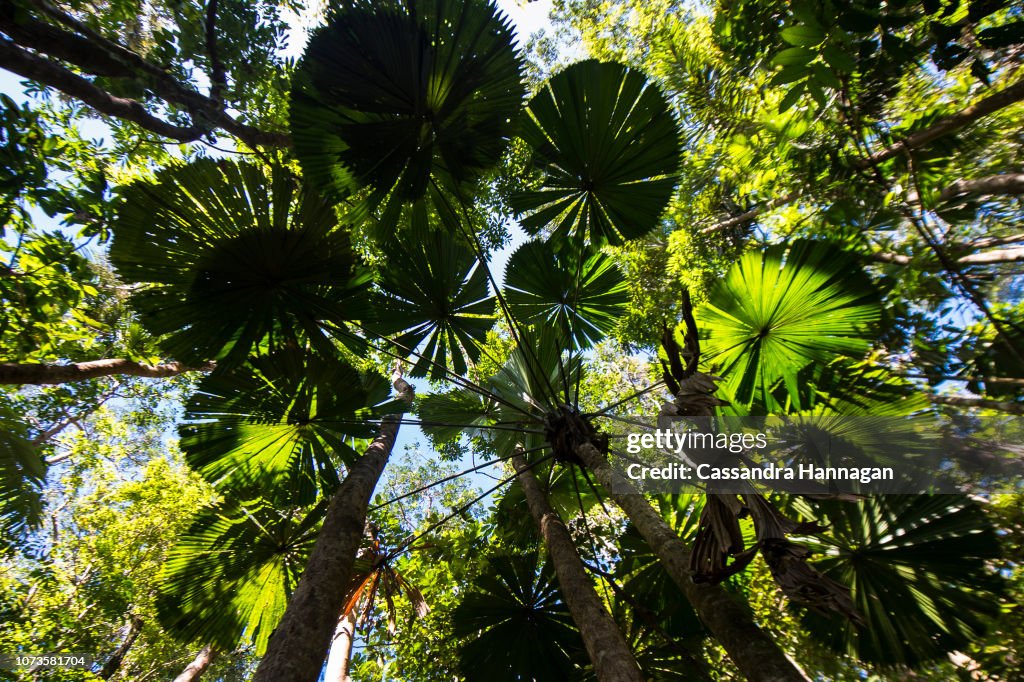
[509,60,682,246]
[180,349,395,505]
[110,160,370,369]
[504,240,628,350]
[798,495,1003,666]
[452,552,586,682]
[370,231,496,380]
[697,240,882,409]
[290,0,525,207]
[156,498,325,654]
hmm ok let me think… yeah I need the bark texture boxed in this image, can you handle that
[323,611,357,682]
[511,452,644,682]
[99,615,143,679]
[575,442,809,682]
[0,359,215,385]
[172,645,217,682]
[252,376,413,682]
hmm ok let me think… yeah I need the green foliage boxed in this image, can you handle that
[180,349,392,504]
[510,59,681,246]
[371,230,496,380]
[697,240,882,410]
[504,240,629,349]
[156,498,324,655]
[452,552,586,681]
[801,495,1004,666]
[109,159,370,368]
[289,0,526,207]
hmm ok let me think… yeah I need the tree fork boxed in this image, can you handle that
[511,450,645,682]
[252,373,414,682]
[574,442,810,682]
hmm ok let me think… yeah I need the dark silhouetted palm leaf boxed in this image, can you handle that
[452,552,586,682]
[504,240,628,349]
[110,160,369,369]
[510,60,681,246]
[156,498,324,654]
[800,495,1003,666]
[180,349,395,505]
[370,231,496,380]
[290,0,525,206]
[697,240,882,409]
[0,408,44,545]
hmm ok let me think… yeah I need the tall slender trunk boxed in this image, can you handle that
[172,645,217,682]
[99,614,143,679]
[253,376,413,682]
[575,442,809,682]
[323,611,357,682]
[511,452,644,682]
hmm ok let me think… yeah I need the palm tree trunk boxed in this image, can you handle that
[511,452,644,682]
[574,442,809,682]
[253,375,413,682]
[323,611,357,682]
[172,645,217,682]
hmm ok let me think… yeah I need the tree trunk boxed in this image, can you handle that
[323,611,358,682]
[172,645,217,682]
[574,442,809,682]
[511,452,644,682]
[0,359,214,385]
[252,375,413,682]
[99,615,143,679]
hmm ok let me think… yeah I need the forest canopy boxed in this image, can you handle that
[1,0,1023,680]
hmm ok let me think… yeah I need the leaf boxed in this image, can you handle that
[110,160,370,369]
[452,553,586,681]
[977,21,1024,48]
[778,83,806,112]
[822,43,857,74]
[179,348,389,505]
[772,47,815,67]
[509,60,682,247]
[156,499,325,654]
[370,230,496,381]
[780,25,825,47]
[0,408,45,545]
[697,240,882,409]
[800,496,1003,666]
[504,240,628,350]
[289,0,525,205]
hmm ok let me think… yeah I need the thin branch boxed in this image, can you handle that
[897,372,1024,388]
[203,0,227,103]
[700,192,799,234]
[0,359,215,385]
[931,395,1024,415]
[370,445,547,512]
[389,453,555,557]
[869,247,1024,266]
[940,173,1024,200]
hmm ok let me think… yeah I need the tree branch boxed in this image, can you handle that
[940,173,1024,200]
[204,0,227,103]
[931,395,1024,415]
[0,38,205,141]
[0,7,290,148]
[0,359,215,385]
[700,78,1024,234]
[699,192,799,234]
[870,247,1024,266]
[857,77,1024,168]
